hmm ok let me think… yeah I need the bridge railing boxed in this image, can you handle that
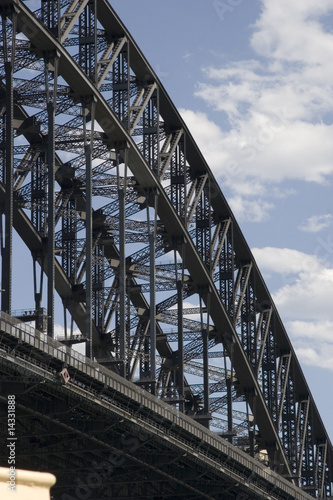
[0,310,316,500]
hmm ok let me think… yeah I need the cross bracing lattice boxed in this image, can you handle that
[0,1,332,498]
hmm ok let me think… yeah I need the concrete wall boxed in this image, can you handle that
[0,467,56,500]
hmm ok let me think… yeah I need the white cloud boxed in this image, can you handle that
[183,0,333,221]
[294,346,333,371]
[251,1,333,68]
[180,109,230,171]
[298,214,333,232]
[273,267,333,321]
[252,247,322,275]
[54,323,86,354]
[227,196,274,223]
[286,320,333,370]
[180,107,333,220]
[252,246,333,370]
[191,87,333,185]
[252,247,333,322]
[180,108,278,221]
[287,319,333,342]
[55,323,80,337]
[195,66,333,123]
[252,247,333,323]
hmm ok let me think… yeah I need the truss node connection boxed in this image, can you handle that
[0,1,332,498]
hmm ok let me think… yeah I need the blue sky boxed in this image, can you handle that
[110,0,333,439]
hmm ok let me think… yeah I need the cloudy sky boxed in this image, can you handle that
[111,0,333,438]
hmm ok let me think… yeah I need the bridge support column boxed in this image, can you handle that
[147,189,158,395]
[174,241,185,412]
[199,288,211,428]
[1,12,16,314]
[117,144,129,377]
[33,252,45,332]
[223,331,235,444]
[44,52,59,337]
[83,97,96,358]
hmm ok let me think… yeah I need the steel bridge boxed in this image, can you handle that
[0,1,332,498]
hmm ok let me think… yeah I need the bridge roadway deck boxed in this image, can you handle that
[0,312,315,499]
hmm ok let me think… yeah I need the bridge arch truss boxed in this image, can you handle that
[0,0,332,497]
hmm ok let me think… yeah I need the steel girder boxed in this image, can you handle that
[0,315,319,499]
[0,0,332,497]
